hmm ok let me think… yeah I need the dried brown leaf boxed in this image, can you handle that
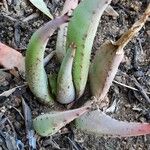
[0,42,25,73]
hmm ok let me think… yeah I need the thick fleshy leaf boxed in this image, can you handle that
[89,41,124,100]
[75,110,150,137]
[25,15,69,104]
[29,0,53,19]
[33,106,90,136]
[89,4,150,101]
[67,0,112,98]
[57,47,76,104]
[48,73,57,96]
[56,0,79,62]
[0,42,25,73]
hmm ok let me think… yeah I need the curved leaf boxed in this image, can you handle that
[25,15,69,104]
[75,110,150,137]
[33,106,90,136]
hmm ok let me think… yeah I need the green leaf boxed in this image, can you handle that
[33,106,90,136]
[30,0,53,19]
[25,15,69,104]
[66,0,112,98]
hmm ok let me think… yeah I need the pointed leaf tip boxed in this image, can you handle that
[75,110,150,137]
[30,0,53,19]
[33,106,90,136]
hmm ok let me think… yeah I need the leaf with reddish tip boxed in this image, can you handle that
[56,0,79,62]
[89,4,150,101]
[75,110,150,137]
[33,106,90,136]
[29,0,53,19]
[25,15,69,104]
[0,42,25,74]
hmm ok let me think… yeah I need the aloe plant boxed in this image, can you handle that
[25,0,150,138]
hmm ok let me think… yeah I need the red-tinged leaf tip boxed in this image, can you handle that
[75,110,150,137]
[35,14,70,43]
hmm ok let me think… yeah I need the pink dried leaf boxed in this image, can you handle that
[75,110,150,137]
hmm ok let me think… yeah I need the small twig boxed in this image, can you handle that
[0,68,11,71]
[11,106,24,120]
[137,38,144,54]
[22,13,39,22]
[132,77,150,104]
[113,80,150,95]
[2,0,9,13]
[6,117,16,137]
[0,83,27,97]
[44,51,55,66]
[67,137,80,150]
[2,13,17,22]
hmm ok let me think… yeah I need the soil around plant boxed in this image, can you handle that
[0,0,150,149]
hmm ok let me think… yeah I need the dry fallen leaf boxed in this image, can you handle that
[0,84,26,97]
[0,42,25,73]
[29,0,53,19]
[105,5,119,18]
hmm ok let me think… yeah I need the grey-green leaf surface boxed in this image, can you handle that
[33,106,90,136]
[25,15,69,105]
[66,0,112,98]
